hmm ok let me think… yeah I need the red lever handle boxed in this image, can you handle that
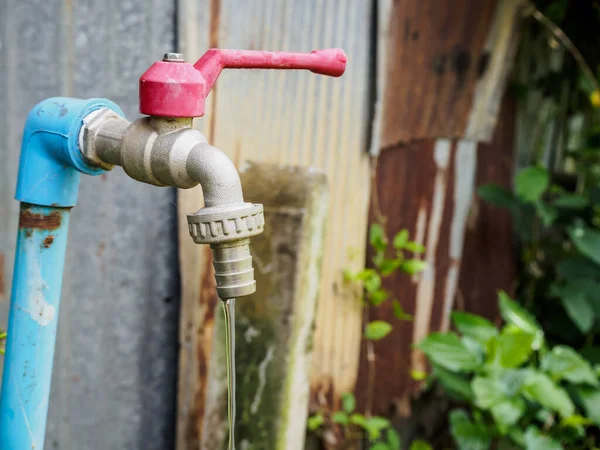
[139,48,347,118]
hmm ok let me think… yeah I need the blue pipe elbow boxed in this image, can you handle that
[15,97,124,207]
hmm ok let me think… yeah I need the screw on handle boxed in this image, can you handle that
[139,48,347,118]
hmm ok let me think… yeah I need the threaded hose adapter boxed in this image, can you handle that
[187,202,264,298]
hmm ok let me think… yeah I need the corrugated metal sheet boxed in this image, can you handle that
[176,0,374,446]
[379,0,524,148]
[0,0,180,448]
[354,0,522,417]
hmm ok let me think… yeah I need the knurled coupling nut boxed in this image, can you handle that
[186,203,264,245]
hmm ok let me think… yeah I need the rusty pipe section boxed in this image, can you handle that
[80,109,264,298]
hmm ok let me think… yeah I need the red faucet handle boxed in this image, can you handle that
[139,48,347,118]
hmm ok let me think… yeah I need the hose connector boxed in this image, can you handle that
[187,203,264,298]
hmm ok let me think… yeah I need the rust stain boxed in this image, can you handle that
[100,173,108,182]
[187,246,219,449]
[0,252,5,297]
[42,235,55,248]
[19,208,62,230]
[381,0,498,147]
[356,140,438,415]
[97,242,106,258]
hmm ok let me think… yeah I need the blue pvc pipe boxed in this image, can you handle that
[0,205,71,449]
[0,97,124,449]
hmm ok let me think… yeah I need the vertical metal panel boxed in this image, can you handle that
[0,0,180,448]
[176,0,373,446]
[459,95,517,318]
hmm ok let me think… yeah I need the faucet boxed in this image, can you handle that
[0,48,346,449]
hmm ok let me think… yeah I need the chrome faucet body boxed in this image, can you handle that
[81,109,264,298]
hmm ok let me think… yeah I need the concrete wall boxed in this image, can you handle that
[0,0,180,448]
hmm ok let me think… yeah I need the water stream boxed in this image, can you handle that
[222,298,236,450]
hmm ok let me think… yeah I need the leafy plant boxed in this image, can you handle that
[308,393,432,450]
[344,224,426,340]
[308,224,427,448]
[419,291,600,449]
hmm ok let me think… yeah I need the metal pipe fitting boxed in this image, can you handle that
[81,110,264,298]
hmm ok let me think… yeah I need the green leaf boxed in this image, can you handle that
[387,428,401,450]
[379,260,402,276]
[418,333,481,372]
[370,289,389,306]
[498,291,543,347]
[523,426,563,450]
[561,414,594,428]
[401,259,427,275]
[370,224,388,252]
[489,326,535,368]
[568,225,600,266]
[354,268,377,281]
[478,184,517,209]
[365,273,382,294]
[515,167,549,203]
[364,416,391,440]
[449,409,492,450]
[365,321,393,340]
[332,411,349,425]
[522,371,575,418]
[472,377,506,409]
[393,229,409,249]
[350,412,367,428]
[434,366,474,402]
[451,312,498,345]
[411,370,428,381]
[541,345,599,386]
[307,414,324,431]
[342,392,356,413]
[404,241,425,253]
[554,194,589,209]
[577,387,600,426]
[343,269,356,281]
[392,300,413,321]
[535,201,557,227]
[490,398,526,432]
[550,283,595,333]
[557,256,600,281]
[370,443,390,450]
[409,440,432,450]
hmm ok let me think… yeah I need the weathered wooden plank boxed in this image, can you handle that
[176,0,374,447]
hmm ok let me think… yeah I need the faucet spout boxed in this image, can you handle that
[186,142,244,207]
[81,110,264,299]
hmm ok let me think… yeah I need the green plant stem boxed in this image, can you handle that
[364,304,376,418]
[529,7,600,95]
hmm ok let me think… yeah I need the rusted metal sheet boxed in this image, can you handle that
[355,99,518,416]
[380,0,524,148]
[458,95,517,318]
[176,0,374,447]
[355,139,476,415]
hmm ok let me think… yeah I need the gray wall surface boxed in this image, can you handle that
[0,0,181,448]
